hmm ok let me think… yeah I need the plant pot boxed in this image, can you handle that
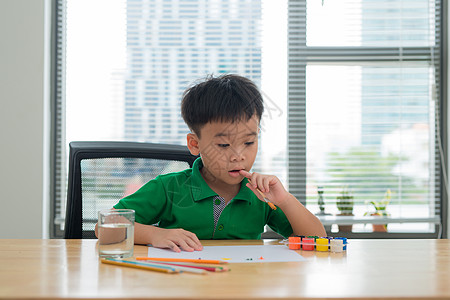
[372,224,387,232]
[371,213,387,232]
[337,213,353,232]
[338,224,353,232]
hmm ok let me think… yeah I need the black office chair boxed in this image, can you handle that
[64,141,197,239]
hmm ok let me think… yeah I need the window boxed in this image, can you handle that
[52,0,446,238]
[52,0,286,237]
[287,0,445,237]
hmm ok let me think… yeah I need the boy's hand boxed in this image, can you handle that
[148,227,203,253]
[239,170,290,207]
[240,170,327,237]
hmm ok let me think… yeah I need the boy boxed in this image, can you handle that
[100,74,325,252]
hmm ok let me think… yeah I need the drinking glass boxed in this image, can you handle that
[97,209,135,258]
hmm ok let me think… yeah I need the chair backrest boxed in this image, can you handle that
[64,141,197,239]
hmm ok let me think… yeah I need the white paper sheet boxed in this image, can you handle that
[147,245,305,263]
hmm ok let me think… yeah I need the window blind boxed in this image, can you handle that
[52,0,67,237]
[288,0,444,236]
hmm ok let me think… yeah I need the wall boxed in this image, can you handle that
[0,0,49,238]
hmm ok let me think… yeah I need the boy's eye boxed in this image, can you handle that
[218,144,230,148]
[245,142,255,146]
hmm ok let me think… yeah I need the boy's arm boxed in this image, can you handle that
[95,220,203,252]
[134,222,203,252]
[275,193,326,237]
[240,170,326,237]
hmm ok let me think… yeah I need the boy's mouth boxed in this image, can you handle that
[228,169,244,178]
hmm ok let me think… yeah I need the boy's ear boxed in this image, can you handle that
[186,133,200,156]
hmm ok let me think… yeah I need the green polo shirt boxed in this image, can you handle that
[114,158,293,239]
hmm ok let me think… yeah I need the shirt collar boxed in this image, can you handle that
[191,157,254,202]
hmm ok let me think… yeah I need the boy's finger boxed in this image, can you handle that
[243,173,258,189]
[239,169,252,178]
[183,231,203,251]
[263,177,271,193]
[177,240,195,252]
[168,241,181,253]
[191,239,203,251]
[255,176,266,192]
[182,236,201,251]
[184,239,202,252]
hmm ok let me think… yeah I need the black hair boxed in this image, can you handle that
[181,74,264,136]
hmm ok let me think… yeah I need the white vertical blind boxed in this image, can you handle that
[52,0,67,234]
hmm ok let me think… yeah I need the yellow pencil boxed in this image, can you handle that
[136,257,228,264]
[101,258,179,273]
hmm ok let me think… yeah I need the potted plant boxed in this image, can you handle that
[336,187,354,232]
[365,189,391,232]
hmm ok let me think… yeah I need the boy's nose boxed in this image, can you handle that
[230,148,245,161]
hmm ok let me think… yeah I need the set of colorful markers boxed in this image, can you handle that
[284,236,348,252]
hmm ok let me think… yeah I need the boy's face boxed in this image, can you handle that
[188,116,259,188]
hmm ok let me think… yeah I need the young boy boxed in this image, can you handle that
[103,74,325,252]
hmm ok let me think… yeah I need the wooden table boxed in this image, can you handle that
[1,239,449,300]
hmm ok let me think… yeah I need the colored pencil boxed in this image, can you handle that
[255,188,277,210]
[136,257,228,264]
[140,260,230,272]
[138,261,208,274]
[101,258,179,273]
